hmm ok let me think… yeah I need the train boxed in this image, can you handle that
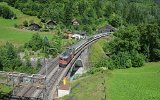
[58,32,112,67]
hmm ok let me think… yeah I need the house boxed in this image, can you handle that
[72,19,79,26]
[71,34,83,40]
[98,24,115,33]
[71,31,87,40]
[74,31,87,39]
[46,20,57,29]
[29,23,41,31]
[76,31,87,36]
[64,31,74,39]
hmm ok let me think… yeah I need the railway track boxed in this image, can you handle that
[31,67,64,99]
[39,56,59,75]
[22,62,59,97]
[16,57,59,97]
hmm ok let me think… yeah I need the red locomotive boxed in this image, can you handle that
[59,48,74,67]
[59,39,87,67]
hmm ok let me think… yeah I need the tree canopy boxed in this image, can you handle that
[0,5,16,19]
[2,0,160,34]
[105,26,145,69]
[0,42,21,71]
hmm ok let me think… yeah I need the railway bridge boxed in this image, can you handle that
[0,32,112,100]
[66,46,90,80]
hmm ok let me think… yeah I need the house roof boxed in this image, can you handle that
[75,31,87,35]
[72,34,81,37]
[64,31,73,34]
[29,23,41,28]
[59,84,70,90]
[46,20,57,25]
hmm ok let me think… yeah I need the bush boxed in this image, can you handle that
[126,59,132,68]
[29,20,34,24]
[40,28,49,32]
[23,20,28,27]
[14,66,38,74]
[0,5,16,19]
[14,23,18,28]
[131,53,145,67]
[108,13,123,28]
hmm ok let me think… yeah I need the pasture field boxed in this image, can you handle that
[63,62,160,100]
[107,62,160,100]
[0,2,54,46]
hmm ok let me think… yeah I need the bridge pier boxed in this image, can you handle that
[65,47,90,81]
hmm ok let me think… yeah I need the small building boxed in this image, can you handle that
[74,31,87,39]
[71,34,83,40]
[29,23,41,31]
[72,19,79,26]
[58,84,71,97]
[64,31,74,39]
[58,77,71,97]
[46,20,57,29]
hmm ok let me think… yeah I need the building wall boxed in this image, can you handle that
[58,89,70,97]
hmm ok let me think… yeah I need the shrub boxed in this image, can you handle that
[14,23,18,28]
[23,20,28,27]
[131,53,145,67]
[0,5,15,19]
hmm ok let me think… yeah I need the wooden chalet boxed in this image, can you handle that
[29,23,41,31]
[46,20,57,29]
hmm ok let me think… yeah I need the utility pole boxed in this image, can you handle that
[43,36,48,100]
[44,61,48,100]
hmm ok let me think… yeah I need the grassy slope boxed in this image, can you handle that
[63,62,160,100]
[108,62,160,100]
[89,38,107,63]
[0,2,53,46]
[63,72,105,100]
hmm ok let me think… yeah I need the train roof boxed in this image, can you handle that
[71,39,86,50]
[60,49,72,59]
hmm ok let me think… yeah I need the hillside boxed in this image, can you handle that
[89,38,107,63]
[63,62,160,100]
[0,2,53,46]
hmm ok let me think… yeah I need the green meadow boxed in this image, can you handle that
[0,2,54,46]
[107,62,160,100]
[63,62,160,100]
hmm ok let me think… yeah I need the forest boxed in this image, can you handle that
[1,0,160,34]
